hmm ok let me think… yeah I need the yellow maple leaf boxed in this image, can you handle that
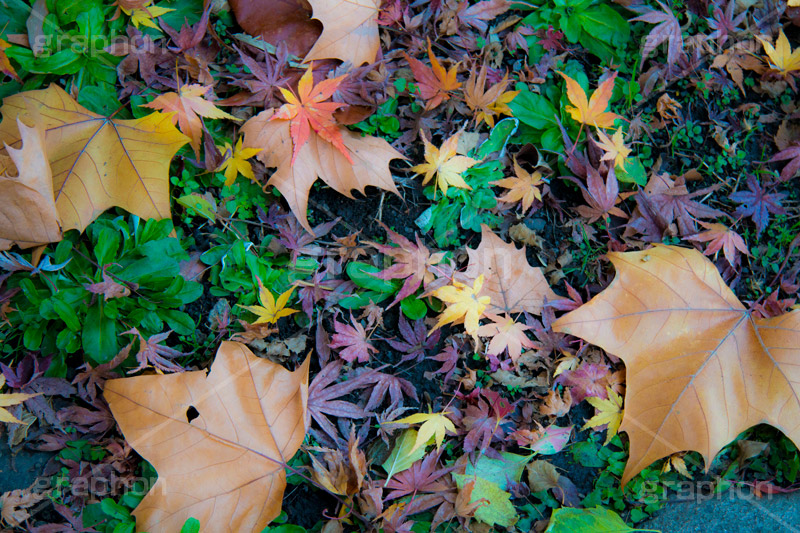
[143,83,238,156]
[594,128,631,170]
[393,410,456,454]
[238,279,298,325]
[558,71,620,129]
[757,29,800,76]
[490,158,543,213]
[217,137,262,186]
[662,452,692,479]
[121,2,174,30]
[0,375,40,425]
[583,387,623,445]
[431,274,490,338]
[411,131,478,197]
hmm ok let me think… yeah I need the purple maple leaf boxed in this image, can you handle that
[386,315,441,363]
[730,175,786,236]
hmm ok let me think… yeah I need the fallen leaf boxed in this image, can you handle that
[630,1,684,70]
[329,316,377,363]
[241,108,402,232]
[464,65,517,127]
[403,41,461,111]
[123,328,187,374]
[0,375,40,425]
[382,428,427,483]
[229,0,320,58]
[594,128,631,170]
[476,313,536,362]
[554,245,800,485]
[0,85,188,235]
[431,274,490,339]
[0,120,61,251]
[238,279,298,325]
[687,221,749,265]
[490,158,544,214]
[757,29,800,77]
[458,225,558,316]
[0,486,48,527]
[217,137,262,186]
[142,83,237,156]
[452,474,517,528]
[411,131,478,197]
[392,410,456,454]
[545,506,635,532]
[272,66,349,164]
[583,387,623,445]
[0,38,19,81]
[83,266,132,299]
[104,341,309,532]
[559,71,620,129]
[304,0,380,66]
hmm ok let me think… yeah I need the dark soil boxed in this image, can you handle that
[0,438,53,494]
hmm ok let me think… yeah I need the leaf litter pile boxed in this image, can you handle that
[2,0,800,531]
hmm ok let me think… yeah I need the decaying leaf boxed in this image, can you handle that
[554,245,800,485]
[0,85,188,236]
[241,108,402,232]
[105,341,310,532]
[0,375,40,425]
[458,225,558,316]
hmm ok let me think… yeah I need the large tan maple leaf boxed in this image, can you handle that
[457,225,557,316]
[0,120,61,250]
[105,341,310,533]
[0,85,189,234]
[304,0,380,66]
[553,245,800,485]
[241,108,402,232]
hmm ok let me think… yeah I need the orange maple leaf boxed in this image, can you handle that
[241,109,402,232]
[464,65,518,127]
[490,158,544,213]
[142,83,237,156]
[271,66,350,165]
[403,41,461,110]
[553,245,800,485]
[558,71,620,129]
[0,38,19,81]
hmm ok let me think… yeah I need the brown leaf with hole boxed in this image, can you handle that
[104,341,310,533]
[457,225,557,316]
[304,0,381,66]
[553,245,800,485]
[241,108,402,232]
[0,120,61,251]
[0,85,189,235]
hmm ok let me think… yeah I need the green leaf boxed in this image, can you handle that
[382,429,427,482]
[616,157,647,186]
[577,5,630,48]
[177,193,217,221]
[346,262,399,294]
[453,474,518,527]
[508,89,557,130]
[400,295,427,320]
[465,452,530,491]
[477,117,519,158]
[180,518,201,533]
[545,507,642,532]
[158,309,196,336]
[51,297,81,332]
[83,302,118,363]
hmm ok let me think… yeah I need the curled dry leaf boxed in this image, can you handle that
[104,341,309,532]
[0,85,188,238]
[554,245,800,485]
[241,108,402,232]
[0,120,61,251]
